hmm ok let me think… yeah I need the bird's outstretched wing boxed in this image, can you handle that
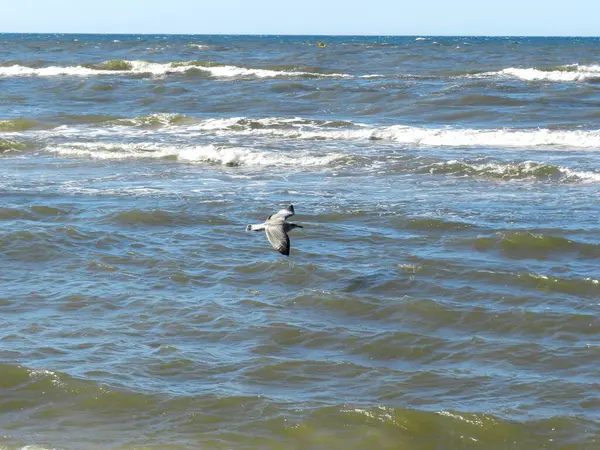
[270,204,295,221]
[265,224,291,256]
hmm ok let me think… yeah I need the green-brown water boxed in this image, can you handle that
[1,34,599,449]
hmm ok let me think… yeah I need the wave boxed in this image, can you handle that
[85,116,600,150]
[472,231,600,259]
[6,114,600,150]
[0,119,42,132]
[0,205,67,221]
[44,142,346,167]
[0,139,28,153]
[92,115,357,130]
[2,361,596,448]
[474,64,600,82]
[0,114,189,131]
[423,160,600,182]
[403,217,473,231]
[109,208,214,226]
[41,142,599,183]
[109,113,191,127]
[183,119,600,150]
[0,207,36,221]
[518,272,600,296]
[0,59,362,79]
[176,118,600,149]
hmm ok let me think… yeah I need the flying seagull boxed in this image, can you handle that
[246,204,303,256]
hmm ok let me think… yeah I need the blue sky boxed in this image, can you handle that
[2,0,599,36]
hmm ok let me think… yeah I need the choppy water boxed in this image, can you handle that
[1,34,600,449]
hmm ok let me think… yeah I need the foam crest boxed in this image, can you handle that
[18,447,54,450]
[476,64,600,82]
[0,64,105,77]
[198,64,350,79]
[427,160,600,182]
[374,126,600,148]
[0,139,27,152]
[0,60,356,79]
[45,142,344,167]
[189,119,600,149]
[8,114,600,150]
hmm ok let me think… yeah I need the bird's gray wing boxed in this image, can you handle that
[265,223,291,256]
[271,204,295,220]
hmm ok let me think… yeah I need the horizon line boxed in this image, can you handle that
[1,32,599,38]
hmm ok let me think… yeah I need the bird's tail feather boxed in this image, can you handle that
[246,224,265,232]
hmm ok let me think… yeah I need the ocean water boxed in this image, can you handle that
[1,34,599,449]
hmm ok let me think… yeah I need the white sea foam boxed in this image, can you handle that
[9,116,600,150]
[45,142,345,167]
[5,113,600,150]
[561,167,600,182]
[39,137,600,182]
[430,160,600,182]
[474,64,600,82]
[0,60,358,79]
[17,447,57,450]
[0,65,105,77]
[370,126,600,149]
[199,64,348,78]
[179,119,600,149]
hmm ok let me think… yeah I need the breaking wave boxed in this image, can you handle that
[140,117,600,149]
[473,64,600,82]
[472,231,600,259]
[6,115,600,151]
[0,119,42,132]
[44,142,346,167]
[39,141,600,183]
[424,160,600,182]
[0,139,28,153]
[0,59,363,79]
[5,115,600,153]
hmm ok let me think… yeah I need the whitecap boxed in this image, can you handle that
[0,60,366,79]
[44,142,345,167]
[471,64,600,82]
[179,119,600,150]
[10,115,600,150]
[429,160,600,182]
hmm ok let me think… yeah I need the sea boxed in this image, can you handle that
[0,34,599,449]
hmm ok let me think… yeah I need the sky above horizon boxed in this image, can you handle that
[2,0,599,36]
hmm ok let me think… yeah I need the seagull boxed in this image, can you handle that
[246,204,303,256]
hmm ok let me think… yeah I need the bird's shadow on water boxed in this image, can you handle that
[248,255,414,295]
[339,269,413,294]
[341,272,383,292]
